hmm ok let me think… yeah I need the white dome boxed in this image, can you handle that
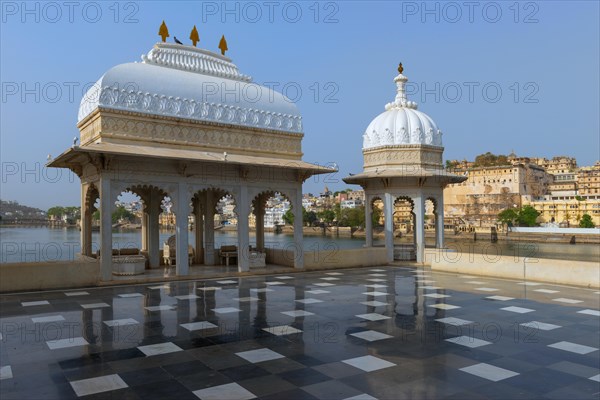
[78,43,302,134]
[363,70,442,149]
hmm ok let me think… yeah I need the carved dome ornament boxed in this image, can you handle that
[362,64,443,149]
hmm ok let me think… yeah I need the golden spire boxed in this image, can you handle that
[158,21,169,42]
[218,35,228,55]
[190,25,200,47]
[398,63,404,74]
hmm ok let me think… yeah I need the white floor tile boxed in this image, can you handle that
[81,303,110,309]
[460,363,519,382]
[193,382,256,400]
[533,289,559,294]
[144,305,175,311]
[234,297,260,302]
[364,284,387,288]
[306,290,330,294]
[356,313,390,321]
[175,294,200,300]
[212,307,241,314]
[590,374,600,382]
[465,281,487,285]
[70,374,128,397]
[343,394,378,400]
[326,272,343,276]
[281,310,314,317]
[148,285,170,290]
[236,348,285,363]
[47,337,88,350]
[0,366,13,380]
[501,306,535,314]
[446,336,491,348]
[296,298,323,304]
[422,286,443,290]
[250,288,274,293]
[428,304,461,310]
[342,355,396,372]
[370,269,386,272]
[103,318,139,327]
[265,282,285,286]
[476,288,499,292]
[486,296,514,301]
[350,330,392,342]
[520,321,561,331]
[22,300,50,307]
[216,280,237,284]
[459,275,477,279]
[553,298,583,304]
[366,278,387,282]
[361,301,389,307]
[138,342,183,356]
[118,293,143,298]
[198,287,222,291]
[263,325,303,336]
[275,276,294,279]
[64,291,89,296]
[424,293,450,298]
[417,280,436,284]
[436,317,473,326]
[362,291,388,297]
[577,309,600,316]
[517,282,543,286]
[313,283,335,287]
[548,341,598,354]
[32,315,65,323]
[181,321,218,331]
[320,277,340,281]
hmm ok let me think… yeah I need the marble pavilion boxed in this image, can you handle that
[49,41,332,281]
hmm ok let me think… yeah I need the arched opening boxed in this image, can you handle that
[393,196,416,260]
[81,184,99,257]
[425,197,437,247]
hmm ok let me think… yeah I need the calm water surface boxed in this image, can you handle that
[0,227,598,263]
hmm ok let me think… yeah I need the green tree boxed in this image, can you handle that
[372,205,383,226]
[517,205,540,227]
[112,206,135,224]
[498,208,519,226]
[282,209,294,225]
[47,206,65,217]
[304,210,317,226]
[579,214,595,228]
[318,209,335,224]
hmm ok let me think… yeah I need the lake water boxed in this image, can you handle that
[0,227,598,263]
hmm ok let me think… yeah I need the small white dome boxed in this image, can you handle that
[363,70,442,149]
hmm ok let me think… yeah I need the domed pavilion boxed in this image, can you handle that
[344,64,466,263]
[49,36,332,281]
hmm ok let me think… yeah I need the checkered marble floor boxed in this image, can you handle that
[1,266,599,399]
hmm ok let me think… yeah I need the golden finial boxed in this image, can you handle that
[218,35,228,55]
[158,20,169,42]
[398,63,404,74]
[190,25,200,47]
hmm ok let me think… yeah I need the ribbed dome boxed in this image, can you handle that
[78,43,302,134]
[362,69,442,149]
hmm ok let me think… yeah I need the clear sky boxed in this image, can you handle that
[1,1,599,209]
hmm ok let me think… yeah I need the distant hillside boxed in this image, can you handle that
[0,200,46,221]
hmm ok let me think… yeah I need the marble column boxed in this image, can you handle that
[99,177,113,281]
[237,185,250,272]
[435,195,445,249]
[384,192,394,263]
[414,194,425,263]
[194,197,204,264]
[292,188,304,269]
[175,182,190,276]
[80,184,93,257]
[204,191,216,266]
[365,198,373,247]
[147,190,161,268]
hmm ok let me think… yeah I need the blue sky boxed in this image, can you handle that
[1,1,599,209]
